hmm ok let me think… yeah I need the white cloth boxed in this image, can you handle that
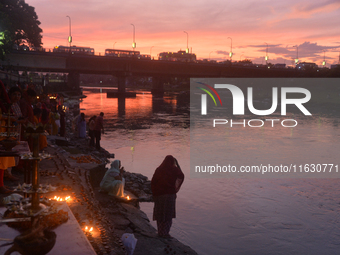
[100,160,125,197]
[121,233,137,255]
[77,115,86,138]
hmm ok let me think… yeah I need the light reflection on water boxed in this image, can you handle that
[80,88,340,255]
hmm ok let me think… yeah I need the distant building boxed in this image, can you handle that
[235,60,253,67]
[218,60,232,65]
[159,51,196,62]
[331,64,340,69]
[296,62,317,70]
[273,63,286,68]
[254,64,267,68]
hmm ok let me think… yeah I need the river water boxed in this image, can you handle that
[80,87,340,255]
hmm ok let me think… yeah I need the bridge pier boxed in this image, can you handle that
[118,97,126,117]
[107,74,136,98]
[67,72,80,93]
[117,75,126,94]
[152,76,164,96]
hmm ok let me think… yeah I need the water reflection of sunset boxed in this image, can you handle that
[79,89,179,120]
[191,114,340,178]
[80,90,153,119]
[163,97,177,114]
[78,85,340,254]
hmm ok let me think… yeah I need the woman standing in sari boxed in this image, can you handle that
[151,155,184,238]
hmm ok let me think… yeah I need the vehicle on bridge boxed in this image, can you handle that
[30,46,45,52]
[53,45,95,55]
[139,54,151,60]
[12,44,30,51]
[158,51,196,62]
[105,49,151,59]
[105,49,137,57]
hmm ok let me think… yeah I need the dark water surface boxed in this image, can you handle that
[80,87,340,255]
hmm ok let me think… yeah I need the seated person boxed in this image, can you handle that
[100,160,125,197]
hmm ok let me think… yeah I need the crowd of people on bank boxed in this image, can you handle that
[0,79,66,194]
[73,108,185,239]
[0,79,185,239]
[0,78,109,194]
[75,111,104,150]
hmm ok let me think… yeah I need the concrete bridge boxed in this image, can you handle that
[1,51,300,95]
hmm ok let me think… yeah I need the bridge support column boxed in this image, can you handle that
[117,75,126,94]
[152,76,164,96]
[67,72,80,93]
[118,97,126,117]
[107,74,136,98]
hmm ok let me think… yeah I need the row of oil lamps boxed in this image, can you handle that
[81,166,125,254]
[47,156,126,253]
[50,196,71,202]
[48,195,96,237]
[84,226,94,234]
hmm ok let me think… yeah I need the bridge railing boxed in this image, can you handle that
[0,70,29,86]
[13,47,108,57]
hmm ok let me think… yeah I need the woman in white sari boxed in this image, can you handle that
[100,160,125,197]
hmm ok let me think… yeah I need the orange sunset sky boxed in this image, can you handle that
[27,0,340,66]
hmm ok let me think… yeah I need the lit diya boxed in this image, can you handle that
[50,196,71,202]
[84,226,94,236]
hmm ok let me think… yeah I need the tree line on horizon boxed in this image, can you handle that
[0,0,42,60]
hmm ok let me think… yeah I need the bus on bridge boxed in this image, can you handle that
[53,45,95,55]
[104,49,151,59]
[159,50,196,62]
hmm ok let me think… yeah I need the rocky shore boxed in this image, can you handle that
[1,104,197,255]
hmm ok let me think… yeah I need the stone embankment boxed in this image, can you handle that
[48,136,197,255]
[1,112,197,255]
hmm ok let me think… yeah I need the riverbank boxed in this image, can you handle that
[0,108,197,255]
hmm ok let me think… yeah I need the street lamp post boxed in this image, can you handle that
[293,45,299,64]
[113,42,117,49]
[227,37,232,62]
[66,16,72,48]
[183,31,189,53]
[264,42,268,65]
[131,24,136,50]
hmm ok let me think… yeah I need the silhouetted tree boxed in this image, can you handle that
[0,0,42,58]
[240,59,252,64]
[236,59,253,66]
[267,62,274,68]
